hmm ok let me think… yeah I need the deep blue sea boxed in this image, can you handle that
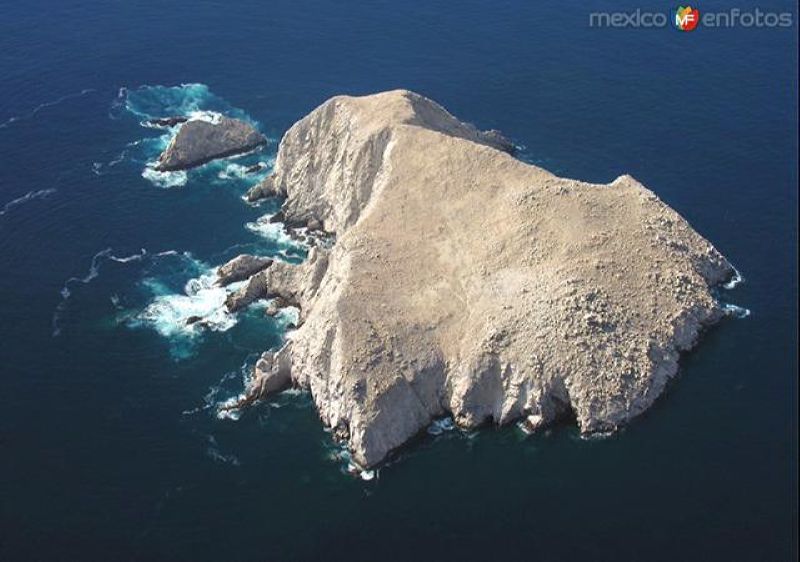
[1,1,797,560]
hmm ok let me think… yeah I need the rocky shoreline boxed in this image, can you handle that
[217,90,736,469]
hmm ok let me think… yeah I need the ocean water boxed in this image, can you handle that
[0,1,796,560]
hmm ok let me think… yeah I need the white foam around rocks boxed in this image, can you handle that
[142,166,187,188]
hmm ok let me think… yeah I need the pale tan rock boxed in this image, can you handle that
[242,90,734,468]
[216,254,272,287]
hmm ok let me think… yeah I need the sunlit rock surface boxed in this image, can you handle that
[239,90,734,468]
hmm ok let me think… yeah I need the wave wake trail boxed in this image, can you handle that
[52,247,155,336]
[0,189,57,218]
[0,89,96,130]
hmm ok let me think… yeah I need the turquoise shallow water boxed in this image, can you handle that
[0,1,797,560]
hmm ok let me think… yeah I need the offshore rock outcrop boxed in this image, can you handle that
[155,116,266,171]
[145,116,188,128]
[235,89,736,468]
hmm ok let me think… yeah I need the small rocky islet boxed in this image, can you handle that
[158,89,738,470]
[153,115,266,172]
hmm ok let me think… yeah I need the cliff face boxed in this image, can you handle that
[242,90,734,468]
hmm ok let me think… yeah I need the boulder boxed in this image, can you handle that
[478,129,516,154]
[245,174,285,202]
[225,269,270,312]
[216,254,272,287]
[220,347,293,410]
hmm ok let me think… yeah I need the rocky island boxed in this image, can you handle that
[154,115,266,171]
[222,89,735,469]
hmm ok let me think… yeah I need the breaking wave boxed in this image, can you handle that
[112,83,251,124]
[53,231,301,358]
[245,215,307,259]
[722,303,751,319]
[141,167,188,188]
[217,159,273,182]
[716,263,750,319]
[120,252,245,360]
[723,266,745,290]
[427,416,456,436]
[53,246,273,358]
[133,269,241,339]
[324,441,377,482]
[126,253,294,360]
